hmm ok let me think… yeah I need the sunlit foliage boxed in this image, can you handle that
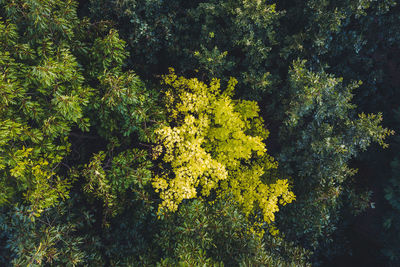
[153,69,295,223]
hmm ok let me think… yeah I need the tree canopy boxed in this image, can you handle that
[1,0,399,266]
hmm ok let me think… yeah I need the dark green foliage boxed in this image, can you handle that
[276,60,392,259]
[0,205,85,266]
[78,147,154,220]
[0,188,155,266]
[383,156,400,263]
[88,0,178,75]
[88,0,280,99]
[275,1,400,264]
[382,107,400,264]
[0,196,311,266]
[157,199,310,266]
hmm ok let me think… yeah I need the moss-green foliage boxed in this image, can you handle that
[0,0,88,215]
[0,0,159,214]
[0,0,161,265]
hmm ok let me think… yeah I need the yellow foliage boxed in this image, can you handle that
[153,68,295,223]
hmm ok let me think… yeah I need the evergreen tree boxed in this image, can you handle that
[275,60,392,261]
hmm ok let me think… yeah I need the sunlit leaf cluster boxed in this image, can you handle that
[153,69,295,223]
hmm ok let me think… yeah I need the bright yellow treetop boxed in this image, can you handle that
[153,68,295,223]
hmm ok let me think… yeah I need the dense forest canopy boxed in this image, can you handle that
[0,0,399,266]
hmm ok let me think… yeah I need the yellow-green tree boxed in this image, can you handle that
[153,69,295,224]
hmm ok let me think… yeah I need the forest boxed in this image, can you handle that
[0,0,399,266]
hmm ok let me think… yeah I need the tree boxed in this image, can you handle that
[276,60,393,260]
[382,107,400,265]
[153,69,295,226]
[0,0,160,214]
[2,0,398,265]
[156,199,311,266]
[87,0,280,99]
[0,0,89,215]
[0,0,160,265]
[273,1,399,262]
